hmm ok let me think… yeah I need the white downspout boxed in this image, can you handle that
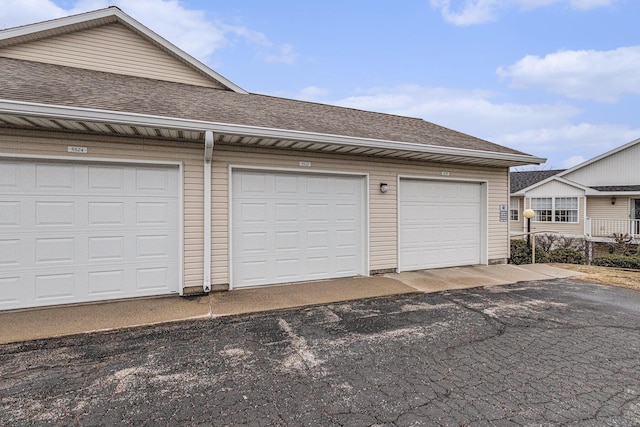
[203,130,214,293]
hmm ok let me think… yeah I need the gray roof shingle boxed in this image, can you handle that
[0,57,527,155]
[510,169,564,193]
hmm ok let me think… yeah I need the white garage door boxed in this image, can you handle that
[0,159,180,311]
[232,170,366,288]
[399,179,482,271]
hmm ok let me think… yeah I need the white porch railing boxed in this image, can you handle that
[586,218,640,238]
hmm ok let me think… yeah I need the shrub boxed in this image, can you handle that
[510,239,530,265]
[608,233,634,255]
[535,234,558,253]
[592,255,640,270]
[510,239,549,265]
[557,236,585,252]
[548,247,585,264]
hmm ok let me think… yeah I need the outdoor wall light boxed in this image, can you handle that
[611,196,617,205]
[379,183,388,193]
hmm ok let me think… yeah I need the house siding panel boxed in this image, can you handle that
[0,23,223,89]
[211,145,510,285]
[0,128,204,289]
[564,142,640,186]
[527,180,584,197]
[587,197,630,220]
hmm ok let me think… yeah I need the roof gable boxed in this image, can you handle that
[558,137,640,186]
[0,7,246,93]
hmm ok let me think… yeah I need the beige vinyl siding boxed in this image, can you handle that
[526,180,584,197]
[564,142,640,187]
[587,196,630,220]
[211,145,510,285]
[0,128,204,289]
[0,23,224,89]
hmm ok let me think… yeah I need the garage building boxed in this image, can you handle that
[0,7,543,310]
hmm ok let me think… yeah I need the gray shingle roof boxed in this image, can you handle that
[0,57,527,155]
[510,169,564,193]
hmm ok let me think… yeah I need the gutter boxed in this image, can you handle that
[203,131,214,293]
[0,100,546,166]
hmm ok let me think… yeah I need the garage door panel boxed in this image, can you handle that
[0,159,180,310]
[399,179,482,271]
[0,277,21,305]
[336,229,357,248]
[307,204,329,222]
[0,163,19,188]
[307,230,329,250]
[88,166,125,191]
[135,168,171,192]
[0,239,20,266]
[232,170,365,288]
[238,202,268,223]
[36,164,74,190]
[275,203,299,222]
[336,255,358,274]
[136,267,171,291]
[0,200,21,226]
[36,201,75,226]
[88,270,125,295]
[275,258,300,281]
[88,202,125,225]
[274,174,298,194]
[35,272,75,300]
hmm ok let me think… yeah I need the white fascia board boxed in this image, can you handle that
[0,99,546,165]
[0,8,117,40]
[0,7,247,94]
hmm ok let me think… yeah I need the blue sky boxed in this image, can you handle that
[3,0,640,169]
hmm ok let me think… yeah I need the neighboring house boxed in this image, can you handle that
[0,7,543,311]
[510,138,640,245]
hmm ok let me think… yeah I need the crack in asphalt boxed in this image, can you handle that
[1,280,640,425]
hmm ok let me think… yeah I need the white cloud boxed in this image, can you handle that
[430,0,619,26]
[291,83,639,168]
[296,86,330,101]
[262,43,297,64]
[497,46,640,102]
[0,0,66,28]
[324,84,580,137]
[494,123,640,167]
[562,155,586,168]
[429,0,500,25]
[0,0,294,64]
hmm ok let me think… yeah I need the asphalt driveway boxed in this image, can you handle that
[2,278,640,426]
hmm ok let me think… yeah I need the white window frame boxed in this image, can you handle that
[530,196,579,224]
[509,197,519,221]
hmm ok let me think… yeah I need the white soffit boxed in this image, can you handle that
[0,100,546,167]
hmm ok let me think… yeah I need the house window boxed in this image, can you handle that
[531,198,553,222]
[530,197,578,223]
[555,197,578,223]
[510,198,519,221]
